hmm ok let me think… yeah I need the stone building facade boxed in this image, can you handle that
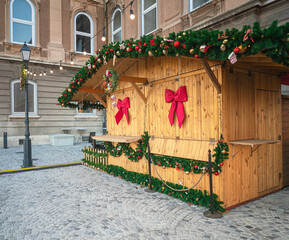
[0,0,105,147]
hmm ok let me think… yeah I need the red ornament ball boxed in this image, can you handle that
[194,54,199,58]
[138,156,141,159]
[174,41,181,48]
[135,46,140,51]
[105,51,108,54]
[214,171,219,176]
[194,165,198,169]
[110,48,113,52]
[142,142,144,145]
[233,48,240,54]
[220,162,224,166]
[182,44,186,49]
[144,43,147,47]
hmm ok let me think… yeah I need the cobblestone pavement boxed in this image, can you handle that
[1,164,289,240]
[0,143,87,171]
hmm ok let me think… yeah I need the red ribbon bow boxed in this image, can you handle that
[115,97,130,125]
[165,86,188,128]
[243,28,254,42]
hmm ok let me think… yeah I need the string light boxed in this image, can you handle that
[83,50,87,56]
[59,61,63,70]
[43,70,46,76]
[130,1,135,20]
[70,56,74,64]
[50,68,54,74]
[101,27,106,42]
[33,72,36,77]
[39,71,42,77]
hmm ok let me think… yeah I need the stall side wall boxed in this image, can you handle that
[222,68,282,208]
[106,57,225,205]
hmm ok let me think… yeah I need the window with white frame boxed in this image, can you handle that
[74,12,94,54]
[142,0,157,35]
[11,79,38,116]
[111,8,122,43]
[72,102,98,117]
[10,0,35,45]
[189,0,211,12]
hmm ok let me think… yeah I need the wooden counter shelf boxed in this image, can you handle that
[91,135,142,143]
[228,139,281,158]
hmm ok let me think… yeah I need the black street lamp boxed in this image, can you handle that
[20,42,33,168]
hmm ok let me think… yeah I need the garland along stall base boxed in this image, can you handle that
[58,21,289,210]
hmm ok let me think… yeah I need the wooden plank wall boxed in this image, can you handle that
[282,96,289,187]
[106,56,224,204]
[222,68,282,208]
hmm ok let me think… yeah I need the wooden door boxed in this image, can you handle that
[282,96,289,187]
[256,90,282,193]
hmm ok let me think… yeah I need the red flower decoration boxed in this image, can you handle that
[150,39,156,46]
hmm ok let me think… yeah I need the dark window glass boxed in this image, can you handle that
[113,11,121,31]
[14,82,34,113]
[76,35,91,53]
[76,14,91,33]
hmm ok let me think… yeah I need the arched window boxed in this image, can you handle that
[11,79,38,116]
[189,0,211,12]
[141,0,157,35]
[10,0,35,45]
[74,12,94,54]
[111,9,122,43]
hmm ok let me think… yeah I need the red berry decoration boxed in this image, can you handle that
[214,171,219,176]
[80,78,83,81]
[105,51,108,54]
[135,46,140,51]
[220,162,224,166]
[174,41,181,48]
[233,47,240,54]
[63,94,67,97]
[110,48,113,52]
[138,156,141,159]
[138,148,141,151]
[182,44,186,49]
[194,165,198,169]
[144,43,147,47]
[194,54,199,58]
[142,142,144,145]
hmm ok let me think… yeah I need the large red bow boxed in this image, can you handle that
[165,86,187,128]
[115,97,130,125]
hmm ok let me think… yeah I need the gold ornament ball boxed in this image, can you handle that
[220,44,226,52]
[238,45,247,54]
[126,47,130,52]
[92,64,96,69]
[97,59,102,63]
[178,35,181,38]
[77,82,80,85]
[162,166,166,169]
[68,88,72,92]
[189,48,194,54]
[183,32,186,36]
[186,171,190,175]
[261,35,264,38]
[61,103,64,106]
[223,39,228,45]
[116,51,121,56]
[221,149,226,154]
[162,50,167,55]
[148,51,153,56]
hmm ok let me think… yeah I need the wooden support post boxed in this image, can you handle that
[92,93,107,108]
[201,59,221,94]
[130,82,147,104]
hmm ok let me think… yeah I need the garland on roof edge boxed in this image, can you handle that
[58,21,289,109]
[81,160,225,212]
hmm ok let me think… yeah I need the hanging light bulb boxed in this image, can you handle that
[83,50,87,56]
[101,28,106,42]
[39,71,42,77]
[59,61,63,70]
[130,1,135,20]
[50,68,54,74]
[33,72,36,77]
[43,70,46,76]
[29,71,33,75]
[70,56,74,64]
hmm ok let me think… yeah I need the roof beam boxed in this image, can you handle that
[201,59,221,94]
[78,88,105,93]
[119,76,147,83]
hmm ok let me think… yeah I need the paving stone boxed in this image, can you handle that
[1,145,289,239]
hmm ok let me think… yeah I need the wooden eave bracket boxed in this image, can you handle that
[201,59,221,93]
[130,82,147,104]
[119,76,148,84]
[91,93,107,108]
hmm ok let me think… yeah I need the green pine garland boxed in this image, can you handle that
[82,159,225,212]
[58,21,289,107]
[103,68,119,93]
[103,132,229,175]
[82,149,108,158]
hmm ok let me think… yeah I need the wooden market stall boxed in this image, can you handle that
[59,21,289,210]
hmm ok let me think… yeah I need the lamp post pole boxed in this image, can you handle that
[21,43,32,168]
